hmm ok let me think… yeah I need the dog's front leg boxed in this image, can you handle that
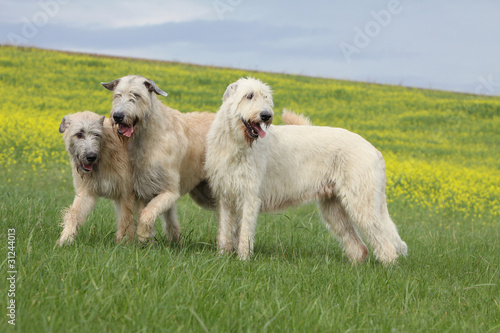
[217,200,237,254]
[137,190,180,242]
[58,191,97,246]
[237,198,261,260]
[114,194,136,243]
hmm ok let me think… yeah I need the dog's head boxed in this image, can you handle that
[59,111,105,176]
[101,75,168,138]
[221,77,274,145]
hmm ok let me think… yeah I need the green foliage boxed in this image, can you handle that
[0,46,498,332]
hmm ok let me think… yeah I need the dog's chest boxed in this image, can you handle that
[133,162,169,201]
[129,140,170,201]
[95,177,117,198]
[84,172,121,199]
[215,152,265,200]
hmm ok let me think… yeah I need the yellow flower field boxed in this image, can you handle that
[0,46,498,224]
[385,154,499,222]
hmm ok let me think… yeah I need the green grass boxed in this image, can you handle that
[0,46,499,332]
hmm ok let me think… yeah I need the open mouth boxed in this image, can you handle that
[81,162,94,172]
[118,123,134,137]
[241,118,267,139]
[116,119,138,138]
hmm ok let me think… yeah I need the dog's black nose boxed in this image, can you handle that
[113,112,125,123]
[86,152,97,162]
[260,111,272,122]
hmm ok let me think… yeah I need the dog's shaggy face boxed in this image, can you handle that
[222,78,274,144]
[59,111,105,175]
[102,75,168,138]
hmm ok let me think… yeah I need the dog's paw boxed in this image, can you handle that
[136,221,154,243]
[236,248,252,261]
[57,233,74,246]
[237,253,251,261]
[397,241,408,256]
[115,232,134,244]
[137,233,152,243]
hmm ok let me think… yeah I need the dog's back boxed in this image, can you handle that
[258,124,382,211]
[177,111,216,196]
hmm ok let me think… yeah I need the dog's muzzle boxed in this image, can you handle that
[113,112,125,124]
[241,111,272,139]
[112,112,137,138]
[80,152,98,172]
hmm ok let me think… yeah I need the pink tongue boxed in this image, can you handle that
[120,124,134,137]
[254,123,266,138]
[83,163,93,171]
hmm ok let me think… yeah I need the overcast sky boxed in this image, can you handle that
[1,0,499,95]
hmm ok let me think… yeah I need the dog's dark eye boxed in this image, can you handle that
[129,93,140,103]
[247,92,254,100]
[76,132,84,139]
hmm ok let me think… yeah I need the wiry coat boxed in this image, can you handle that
[102,75,215,242]
[58,111,135,245]
[205,78,407,264]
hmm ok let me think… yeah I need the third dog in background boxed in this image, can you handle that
[58,111,135,245]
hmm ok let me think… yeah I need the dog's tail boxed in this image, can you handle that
[282,109,313,126]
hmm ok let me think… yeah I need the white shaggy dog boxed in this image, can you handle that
[205,78,407,264]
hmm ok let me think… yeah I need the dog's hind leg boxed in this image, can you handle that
[318,198,369,264]
[161,205,181,243]
[58,191,97,246]
[340,188,400,265]
[380,195,407,256]
[189,180,216,210]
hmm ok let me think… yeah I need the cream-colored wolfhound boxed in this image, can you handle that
[102,75,215,242]
[58,111,135,245]
[205,78,407,264]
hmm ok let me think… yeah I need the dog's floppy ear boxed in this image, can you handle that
[101,79,120,92]
[59,116,70,133]
[223,82,238,102]
[144,79,168,97]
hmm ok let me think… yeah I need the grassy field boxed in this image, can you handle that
[0,45,499,332]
